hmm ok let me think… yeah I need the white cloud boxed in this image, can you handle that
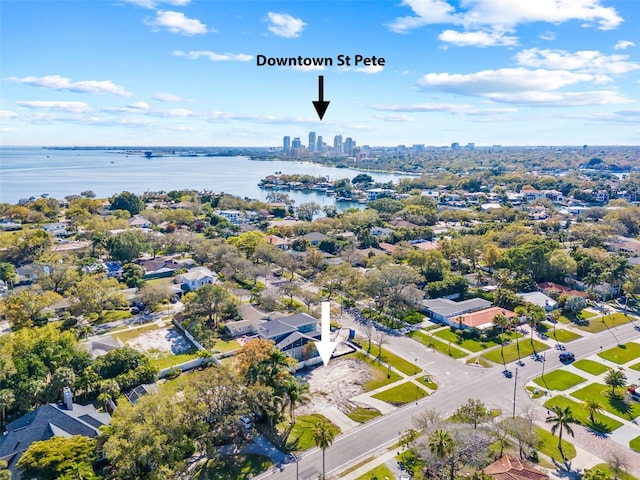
[146,108,194,117]
[389,0,622,38]
[145,10,207,35]
[371,102,517,115]
[122,0,190,9]
[127,101,150,110]
[388,0,458,33]
[614,40,636,50]
[515,48,640,75]
[266,12,306,38]
[0,110,17,118]
[153,92,182,102]
[17,100,92,113]
[539,31,556,41]
[438,28,518,47]
[488,90,633,106]
[292,64,326,72]
[375,114,416,122]
[340,65,385,74]
[173,50,253,62]
[419,68,603,95]
[8,75,131,96]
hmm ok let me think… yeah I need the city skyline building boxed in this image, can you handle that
[334,135,343,153]
[283,136,290,153]
[308,131,316,153]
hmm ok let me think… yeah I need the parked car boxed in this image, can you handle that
[399,475,411,480]
[240,415,253,430]
[130,306,140,314]
[559,352,575,363]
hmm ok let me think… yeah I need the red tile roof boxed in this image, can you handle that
[484,456,547,480]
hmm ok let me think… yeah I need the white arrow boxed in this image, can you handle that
[314,302,337,366]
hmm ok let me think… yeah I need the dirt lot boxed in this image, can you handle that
[296,356,373,415]
[125,327,193,354]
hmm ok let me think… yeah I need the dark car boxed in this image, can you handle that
[559,352,575,363]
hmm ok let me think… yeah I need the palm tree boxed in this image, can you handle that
[428,429,454,480]
[545,405,576,456]
[0,389,15,433]
[582,399,603,424]
[605,368,627,396]
[282,376,310,422]
[312,419,335,479]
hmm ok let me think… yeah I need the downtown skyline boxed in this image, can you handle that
[1,0,639,147]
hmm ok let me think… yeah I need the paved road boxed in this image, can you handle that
[253,315,640,480]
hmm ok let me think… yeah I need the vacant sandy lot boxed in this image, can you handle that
[296,356,373,415]
[125,327,193,354]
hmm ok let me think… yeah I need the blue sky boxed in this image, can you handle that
[1,0,639,147]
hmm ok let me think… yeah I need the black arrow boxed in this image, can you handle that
[312,75,330,120]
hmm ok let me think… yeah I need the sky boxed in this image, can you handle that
[1,0,639,147]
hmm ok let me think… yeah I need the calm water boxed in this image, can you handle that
[0,148,414,206]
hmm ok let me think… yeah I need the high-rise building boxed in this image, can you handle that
[333,135,343,152]
[451,142,460,150]
[308,131,316,152]
[292,137,302,149]
[283,136,290,153]
[344,137,354,156]
[317,135,323,152]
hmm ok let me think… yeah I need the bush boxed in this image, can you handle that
[165,367,182,379]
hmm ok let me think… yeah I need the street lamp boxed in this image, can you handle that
[292,453,299,480]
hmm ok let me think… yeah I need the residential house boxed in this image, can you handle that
[609,236,640,256]
[454,306,517,330]
[301,231,329,246]
[0,388,111,480]
[103,261,123,278]
[483,456,547,480]
[215,209,243,224]
[257,313,321,363]
[82,335,122,359]
[0,280,8,299]
[177,266,217,291]
[517,291,558,311]
[421,297,491,325]
[370,226,393,237]
[42,221,72,237]
[16,263,49,285]
[128,215,152,228]
[265,234,291,250]
[366,188,395,201]
[521,188,546,202]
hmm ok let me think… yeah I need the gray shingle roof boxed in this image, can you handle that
[421,298,491,318]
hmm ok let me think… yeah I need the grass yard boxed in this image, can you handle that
[526,386,546,399]
[193,454,273,480]
[534,425,576,462]
[100,309,133,322]
[372,382,429,406]
[213,338,241,353]
[481,339,549,364]
[150,350,200,370]
[354,464,395,480]
[556,309,597,324]
[343,351,402,391]
[466,357,492,367]
[547,328,582,343]
[574,313,634,333]
[361,341,421,376]
[631,435,640,453]
[433,328,485,352]
[543,396,623,433]
[586,464,638,480]
[534,370,586,391]
[408,331,467,359]
[631,362,640,372]
[285,414,340,452]
[417,375,438,391]
[598,342,640,365]
[344,406,381,423]
[571,383,640,420]
[111,323,160,343]
[573,359,610,375]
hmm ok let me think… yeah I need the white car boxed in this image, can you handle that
[398,475,411,480]
[240,415,253,430]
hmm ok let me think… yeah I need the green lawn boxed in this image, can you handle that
[342,352,402,391]
[354,463,395,480]
[111,323,160,343]
[571,383,640,420]
[433,328,484,352]
[631,435,640,453]
[213,338,241,353]
[573,359,610,375]
[362,341,421,376]
[344,406,381,423]
[481,339,549,364]
[547,328,582,343]
[534,425,576,462]
[557,309,596,324]
[466,357,492,367]
[598,342,640,364]
[574,313,634,333]
[285,414,341,452]
[372,382,429,406]
[150,350,200,370]
[417,375,438,391]
[631,362,640,372]
[534,370,586,391]
[100,309,133,322]
[543,396,623,433]
[408,331,467,359]
[193,454,273,480]
[586,464,639,480]
[526,386,546,399]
